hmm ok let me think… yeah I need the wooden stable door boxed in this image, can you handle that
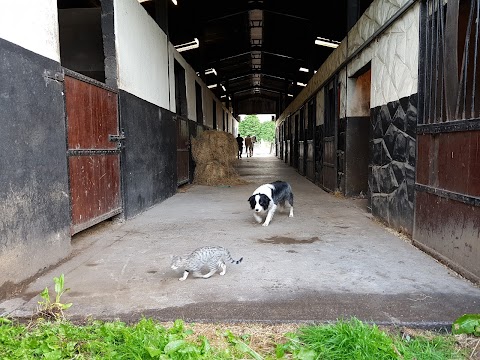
[64,73,122,235]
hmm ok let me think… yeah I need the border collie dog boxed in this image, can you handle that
[248,181,294,226]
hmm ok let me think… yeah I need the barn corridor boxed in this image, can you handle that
[2,154,479,327]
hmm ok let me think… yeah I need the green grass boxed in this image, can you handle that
[0,317,471,359]
[277,318,468,360]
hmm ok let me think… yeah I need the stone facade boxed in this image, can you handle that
[369,93,417,234]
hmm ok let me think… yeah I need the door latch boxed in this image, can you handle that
[109,130,126,148]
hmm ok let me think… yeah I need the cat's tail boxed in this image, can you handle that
[228,254,243,264]
[233,257,243,264]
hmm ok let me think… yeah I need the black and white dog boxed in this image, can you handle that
[248,181,294,226]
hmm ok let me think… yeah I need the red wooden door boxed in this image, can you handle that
[65,73,122,235]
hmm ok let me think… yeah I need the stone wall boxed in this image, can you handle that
[369,94,417,234]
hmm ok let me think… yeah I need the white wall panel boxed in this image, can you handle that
[0,0,60,61]
[371,4,419,107]
[115,0,169,108]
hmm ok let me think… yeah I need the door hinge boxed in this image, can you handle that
[44,69,64,82]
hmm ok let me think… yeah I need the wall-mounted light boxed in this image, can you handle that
[299,67,309,73]
[205,68,217,76]
[314,37,340,48]
[207,84,217,89]
[296,82,306,87]
[174,38,199,52]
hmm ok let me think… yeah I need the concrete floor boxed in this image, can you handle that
[2,153,479,328]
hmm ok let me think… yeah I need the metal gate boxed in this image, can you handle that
[415,0,480,282]
[64,71,122,235]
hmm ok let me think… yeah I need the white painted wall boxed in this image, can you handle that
[344,0,419,108]
[114,0,169,109]
[370,4,419,107]
[0,0,60,61]
[279,0,419,123]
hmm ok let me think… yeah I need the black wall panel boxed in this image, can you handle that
[119,90,177,219]
[0,39,71,297]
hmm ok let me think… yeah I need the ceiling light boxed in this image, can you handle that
[299,67,309,73]
[315,37,340,48]
[207,84,217,89]
[174,38,199,52]
[297,82,306,87]
[288,94,293,97]
[221,84,226,92]
[171,0,177,4]
[220,95,226,98]
[205,68,217,76]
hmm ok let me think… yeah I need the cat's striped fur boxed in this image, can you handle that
[170,246,243,281]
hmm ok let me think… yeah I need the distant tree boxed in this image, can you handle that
[257,121,276,142]
[239,115,261,137]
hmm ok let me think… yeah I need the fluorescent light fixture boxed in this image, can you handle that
[287,94,293,97]
[299,67,309,73]
[205,68,217,76]
[220,95,226,98]
[171,0,177,4]
[315,37,340,48]
[297,82,307,87]
[221,84,226,91]
[174,38,199,52]
[207,84,217,89]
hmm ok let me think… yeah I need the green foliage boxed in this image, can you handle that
[277,317,468,360]
[239,115,261,137]
[239,114,276,143]
[0,316,469,359]
[452,314,480,336]
[278,317,398,360]
[0,318,231,360]
[258,121,276,142]
[224,329,263,360]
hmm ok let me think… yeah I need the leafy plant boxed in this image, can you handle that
[35,274,72,321]
[452,314,480,336]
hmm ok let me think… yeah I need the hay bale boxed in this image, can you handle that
[191,130,237,166]
[191,130,247,186]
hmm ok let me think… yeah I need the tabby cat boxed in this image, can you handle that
[170,245,243,281]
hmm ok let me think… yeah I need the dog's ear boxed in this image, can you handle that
[248,195,256,209]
